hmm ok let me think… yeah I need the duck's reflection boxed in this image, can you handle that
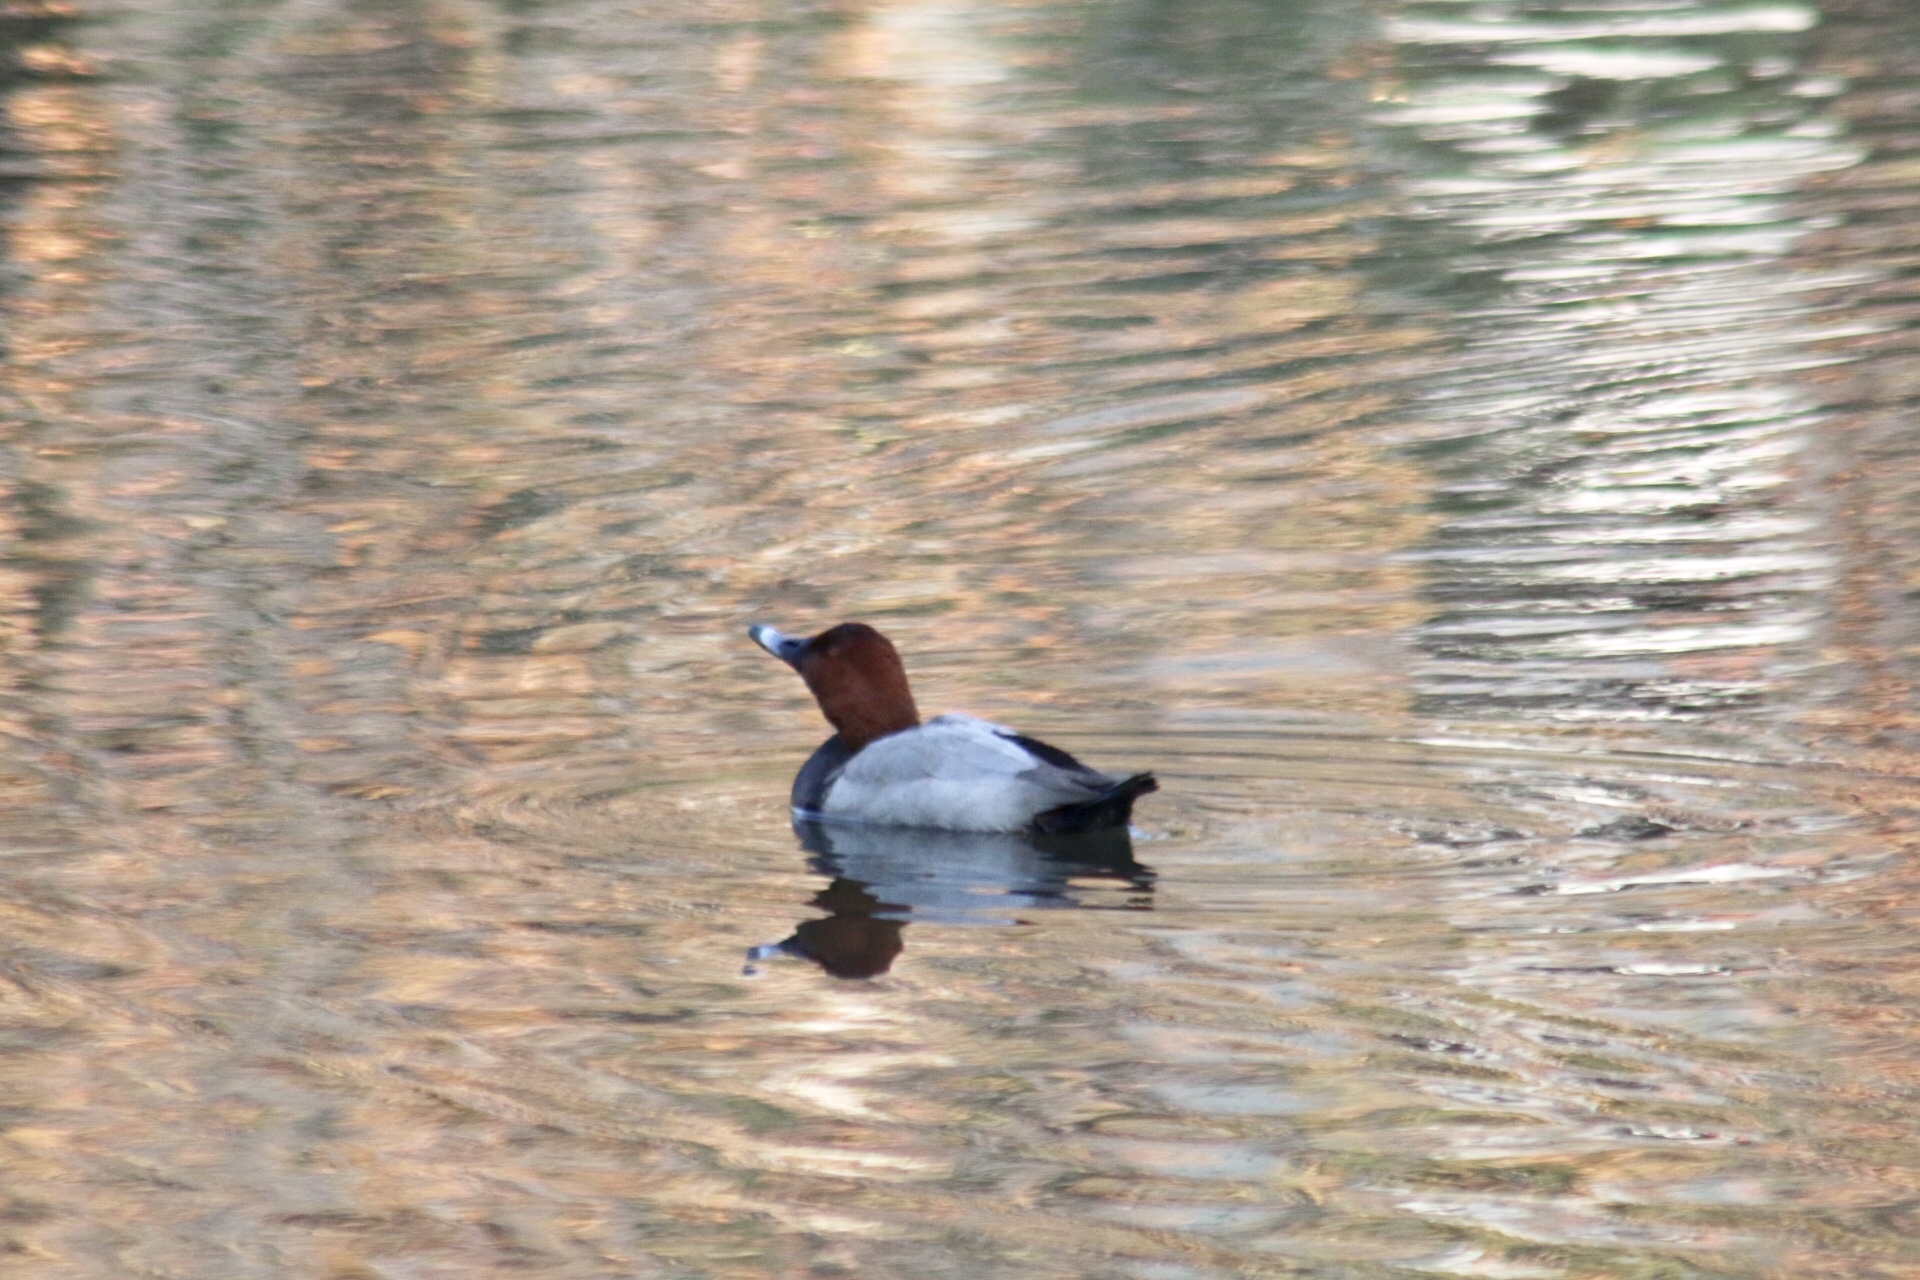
[749,821,1155,978]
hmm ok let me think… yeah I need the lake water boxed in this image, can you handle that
[1,0,1919,1275]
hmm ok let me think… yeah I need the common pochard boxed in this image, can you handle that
[749,621,1156,833]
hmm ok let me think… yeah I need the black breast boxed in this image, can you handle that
[791,734,855,812]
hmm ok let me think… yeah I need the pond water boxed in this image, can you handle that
[0,0,1918,1275]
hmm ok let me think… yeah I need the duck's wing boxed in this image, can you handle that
[985,728,1099,776]
[822,715,1114,830]
[924,715,1115,796]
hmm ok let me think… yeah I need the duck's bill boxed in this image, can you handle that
[748,624,808,667]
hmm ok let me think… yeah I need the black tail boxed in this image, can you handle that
[1032,772,1157,836]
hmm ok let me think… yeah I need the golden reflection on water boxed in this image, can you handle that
[0,0,1916,1275]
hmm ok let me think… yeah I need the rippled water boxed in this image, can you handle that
[1,0,1919,1274]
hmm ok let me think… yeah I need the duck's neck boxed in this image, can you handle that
[827,696,919,751]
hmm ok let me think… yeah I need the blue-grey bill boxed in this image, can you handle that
[748,623,808,667]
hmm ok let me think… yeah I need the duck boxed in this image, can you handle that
[748,621,1156,834]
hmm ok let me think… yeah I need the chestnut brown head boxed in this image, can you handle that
[749,621,921,750]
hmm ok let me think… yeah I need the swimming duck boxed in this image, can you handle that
[749,621,1156,834]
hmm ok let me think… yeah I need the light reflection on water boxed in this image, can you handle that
[1379,0,1872,720]
[0,0,1915,1275]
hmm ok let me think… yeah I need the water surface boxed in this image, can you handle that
[1,0,1919,1275]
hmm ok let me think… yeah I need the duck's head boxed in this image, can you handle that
[750,621,921,749]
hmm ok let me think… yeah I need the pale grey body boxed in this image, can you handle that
[809,714,1119,833]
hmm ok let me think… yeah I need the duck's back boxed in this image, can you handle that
[816,714,1116,832]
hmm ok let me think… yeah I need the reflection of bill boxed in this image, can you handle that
[747,820,1156,979]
